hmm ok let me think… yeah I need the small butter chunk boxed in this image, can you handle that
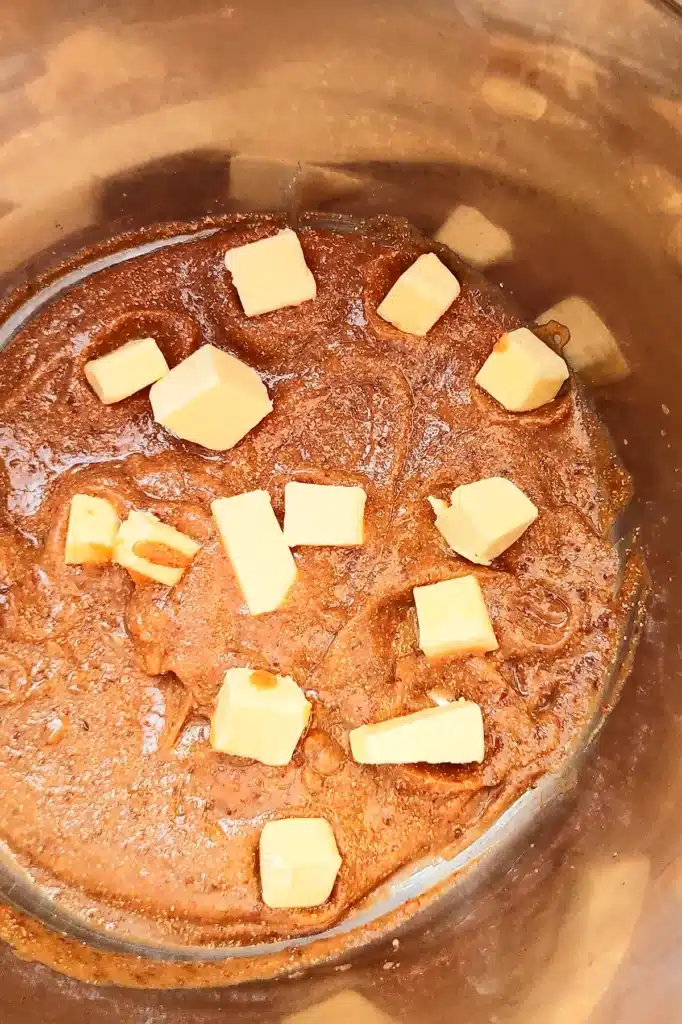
[259,818,342,909]
[64,494,120,565]
[429,477,538,565]
[480,74,548,121]
[282,991,396,1024]
[350,699,484,765]
[377,252,461,336]
[224,228,317,317]
[537,296,630,386]
[84,337,169,405]
[413,575,498,660]
[211,490,297,615]
[150,344,272,452]
[113,510,201,587]
[283,481,367,547]
[434,206,513,269]
[427,496,449,518]
[210,667,311,765]
[475,326,569,412]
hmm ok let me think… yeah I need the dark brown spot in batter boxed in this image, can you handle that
[250,669,278,690]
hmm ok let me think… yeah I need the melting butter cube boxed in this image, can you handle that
[84,337,169,404]
[211,490,297,615]
[376,253,461,336]
[475,327,569,412]
[537,296,630,386]
[413,575,498,660]
[150,344,272,451]
[434,206,513,269]
[259,818,342,909]
[224,228,317,317]
[428,477,538,565]
[350,699,484,765]
[210,667,311,765]
[282,990,397,1024]
[283,482,367,547]
[64,494,120,564]
[480,74,548,121]
[113,509,201,586]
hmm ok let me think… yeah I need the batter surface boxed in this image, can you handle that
[0,215,632,947]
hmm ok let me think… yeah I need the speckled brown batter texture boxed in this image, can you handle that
[0,214,633,952]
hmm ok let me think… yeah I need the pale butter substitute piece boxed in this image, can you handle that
[283,481,367,547]
[537,296,630,386]
[480,74,548,121]
[428,477,538,566]
[259,818,342,909]
[376,252,461,336]
[475,326,569,412]
[434,205,513,269]
[113,509,201,586]
[350,699,484,765]
[64,494,120,565]
[210,667,311,766]
[224,228,317,317]
[84,337,169,405]
[150,344,272,451]
[211,490,297,615]
[283,990,397,1024]
[413,575,498,660]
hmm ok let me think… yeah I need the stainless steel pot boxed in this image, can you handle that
[1,1,681,1020]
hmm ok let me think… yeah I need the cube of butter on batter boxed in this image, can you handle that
[150,344,272,451]
[259,818,342,909]
[84,337,169,404]
[224,228,317,317]
[475,326,569,412]
[113,509,201,586]
[283,481,367,547]
[376,252,461,336]
[211,490,297,615]
[350,699,484,765]
[428,477,538,565]
[413,575,498,660]
[210,667,311,765]
[64,494,121,564]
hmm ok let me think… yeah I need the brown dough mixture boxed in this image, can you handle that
[0,214,634,950]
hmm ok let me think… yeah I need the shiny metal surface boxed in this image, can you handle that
[1,0,681,1019]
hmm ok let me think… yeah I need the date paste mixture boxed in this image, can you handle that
[0,215,634,950]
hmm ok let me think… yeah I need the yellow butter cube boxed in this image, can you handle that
[350,699,484,765]
[113,509,201,587]
[150,344,272,452]
[434,205,513,269]
[376,252,461,336]
[283,482,367,547]
[84,337,169,405]
[210,667,311,766]
[428,477,538,565]
[537,296,629,386]
[282,990,396,1024]
[64,494,120,565]
[413,575,498,660]
[475,327,569,412]
[224,228,317,317]
[259,818,342,909]
[211,490,297,615]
